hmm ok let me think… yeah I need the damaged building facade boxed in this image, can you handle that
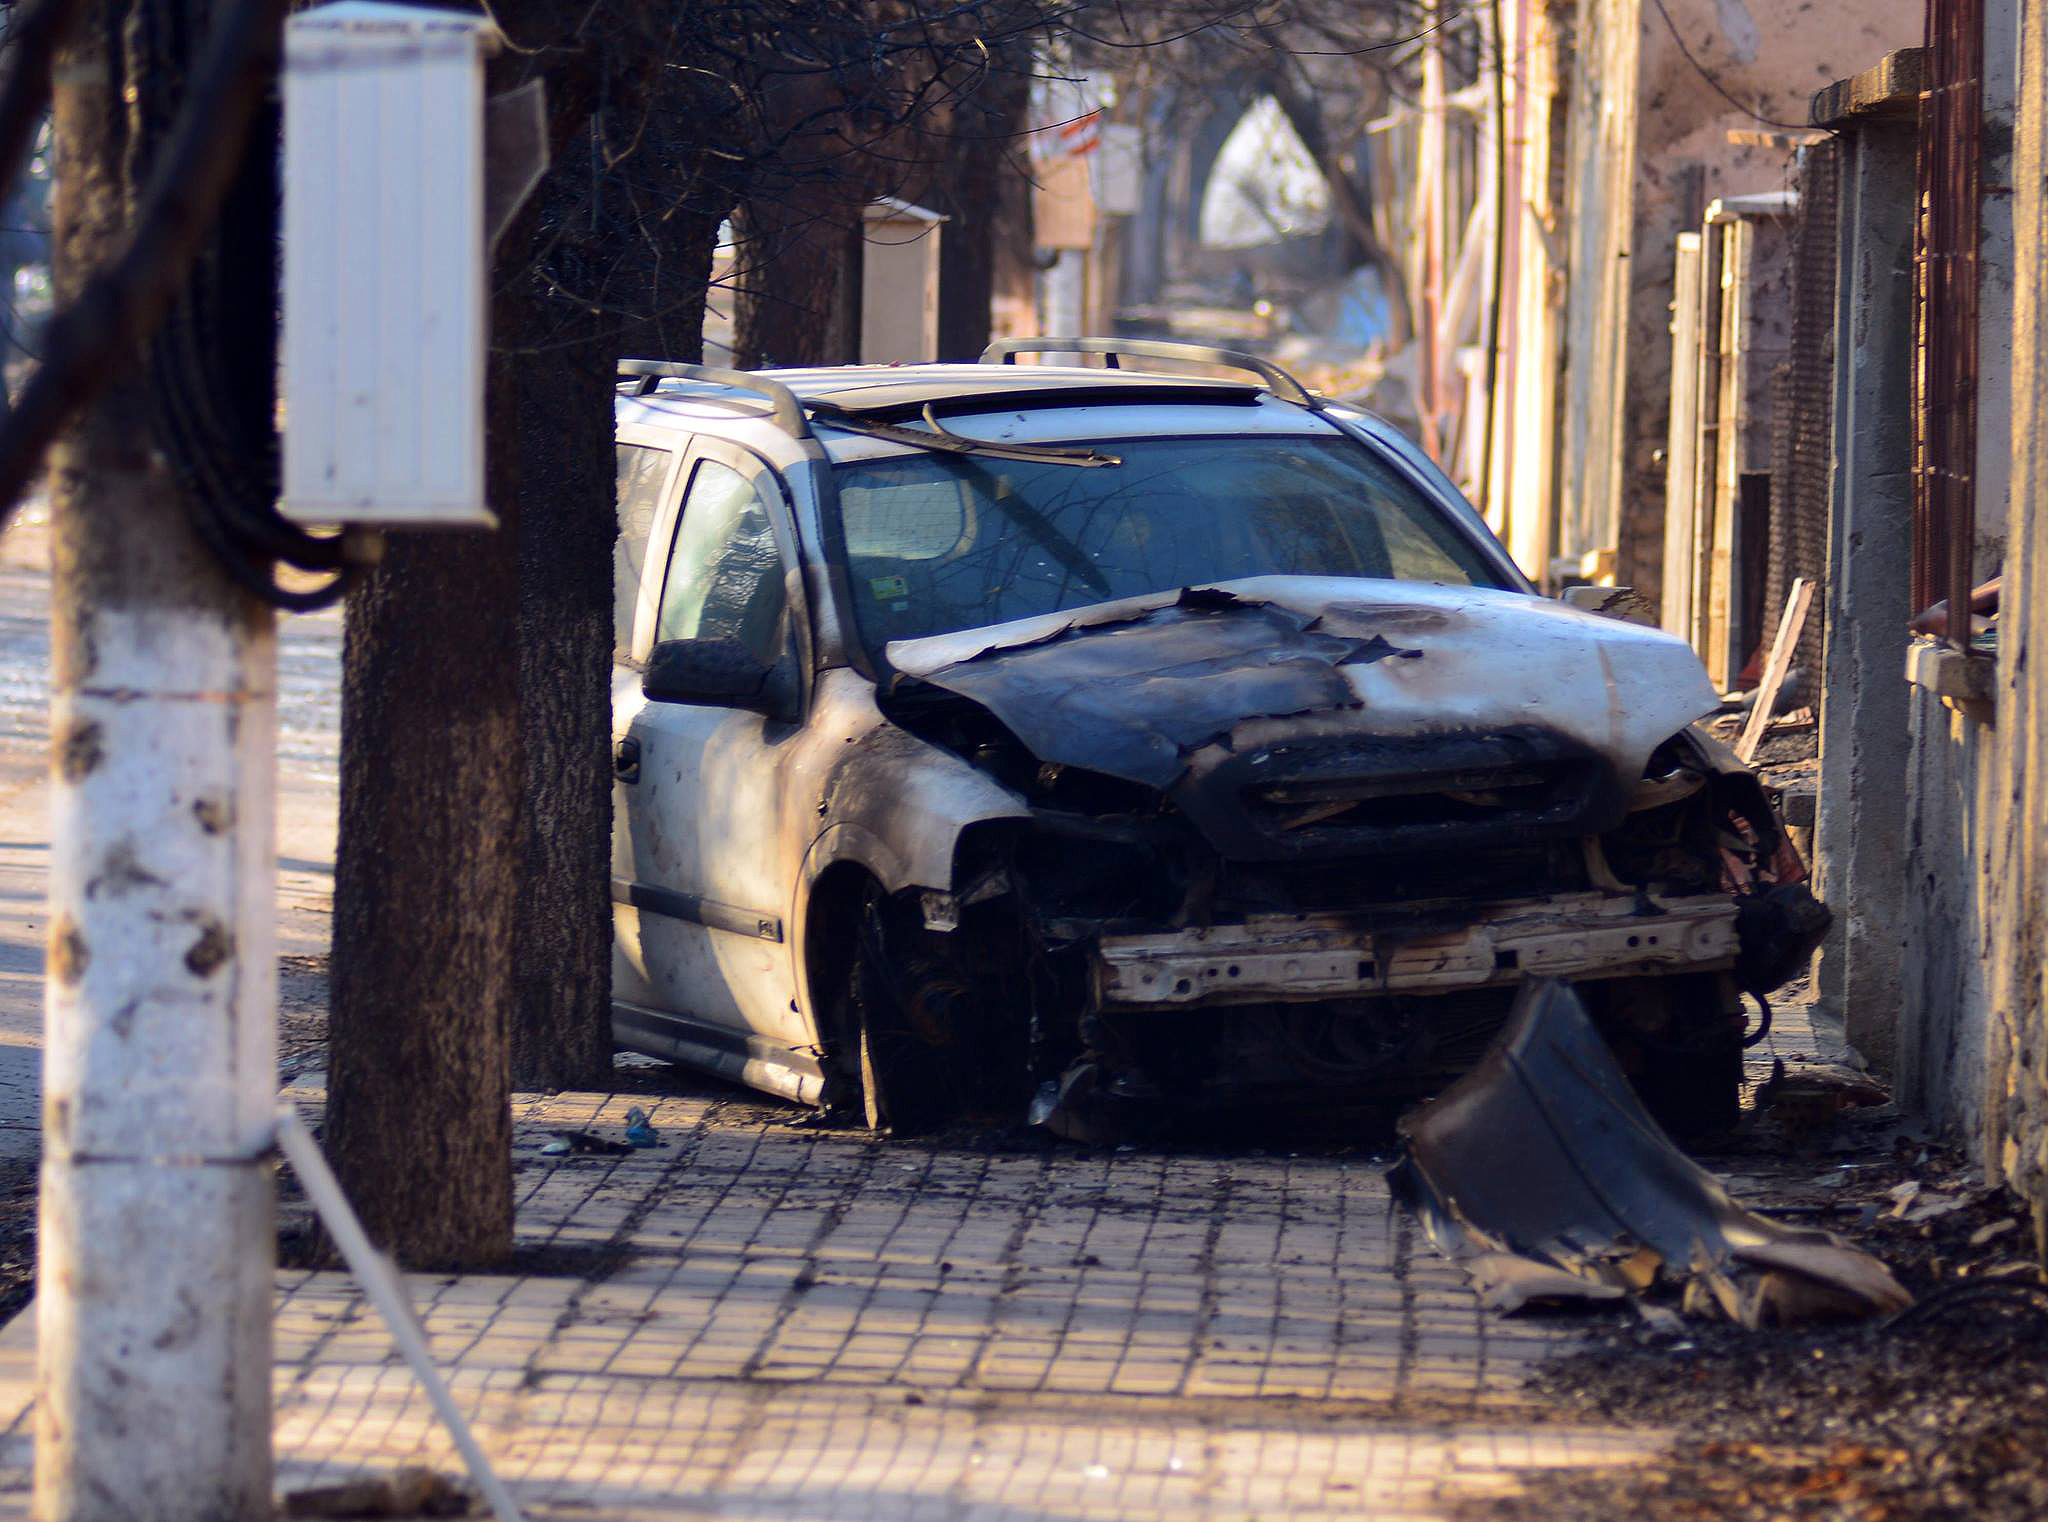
[1887,0,2048,1251]
[1780,0,2048,1248]
[1993,2,2048,1252]
[1445,0,2048,1254]
[1478,0,1908,594]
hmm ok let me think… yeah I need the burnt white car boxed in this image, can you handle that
[610,340,1822,1137]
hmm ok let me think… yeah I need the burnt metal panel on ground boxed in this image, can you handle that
[1389,979,1909,1325]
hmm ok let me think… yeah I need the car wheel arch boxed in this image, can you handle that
[796,818,1036,1123]
[792,801,1021,1015]
[798,859,881,1106]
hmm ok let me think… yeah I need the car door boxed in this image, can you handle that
[612,440,813,1055]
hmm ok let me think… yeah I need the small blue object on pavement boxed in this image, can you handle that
[624,1106,658,1148]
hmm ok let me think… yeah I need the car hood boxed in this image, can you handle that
[884,577,1720,791]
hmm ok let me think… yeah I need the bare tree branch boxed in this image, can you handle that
[0,0,81,191]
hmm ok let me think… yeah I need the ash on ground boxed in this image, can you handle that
[1472,1111,2048,1522]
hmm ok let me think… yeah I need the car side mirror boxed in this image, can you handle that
[1559,585,1653,625]
[643,638,798,720]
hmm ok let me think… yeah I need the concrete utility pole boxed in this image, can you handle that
[36,15,275,1521]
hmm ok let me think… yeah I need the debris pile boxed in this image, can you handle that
[1478,1157,2048,1522]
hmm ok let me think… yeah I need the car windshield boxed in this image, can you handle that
[830,432,1509,647]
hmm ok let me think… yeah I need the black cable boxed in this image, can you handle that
[149,290,350,571]
[1646,0,1812,134]
[134,0,359,612]
[179,475,365,612]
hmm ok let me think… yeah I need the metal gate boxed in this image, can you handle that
[1768,141,1840,684]
[1914,0,1982,646]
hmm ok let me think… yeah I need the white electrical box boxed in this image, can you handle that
[1093,125,1144,217]
[860,199,945,365]
[281,2,499,528]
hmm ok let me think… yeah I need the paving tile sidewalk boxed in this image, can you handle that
[0,1081,1675,1520]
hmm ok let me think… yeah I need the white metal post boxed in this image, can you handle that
[37,560,277,1519]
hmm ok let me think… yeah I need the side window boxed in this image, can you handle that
[657,459,788,666]
[614,443,672,661]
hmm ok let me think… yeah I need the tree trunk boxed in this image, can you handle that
[504,210,621,1093]
[991,119,1038,341]
[932,62,1031,359]
[614,200,727,365]
[331,21,739,1201]
[330,37,593,1266]
[330,195,598,1262]
[330,521,521,1266]
[731,181,867,368]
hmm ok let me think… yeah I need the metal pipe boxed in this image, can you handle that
[276,1110,526,1522]
[618,359,812,439]
[1418,0,1447,461]
[1478,0,1513,520]
[981,336,1322,410]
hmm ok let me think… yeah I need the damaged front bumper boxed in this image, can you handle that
[1091,890,1738,1007]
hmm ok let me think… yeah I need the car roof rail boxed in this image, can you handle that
[980,337,1323,412]
[617,359,813,439]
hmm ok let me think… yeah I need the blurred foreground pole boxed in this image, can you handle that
[1417,0,1446,460]
[34,6,275,1518]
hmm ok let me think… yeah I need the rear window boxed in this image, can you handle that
[831,433,1505,645]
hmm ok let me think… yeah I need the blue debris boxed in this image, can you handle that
[624,1106,659,1149]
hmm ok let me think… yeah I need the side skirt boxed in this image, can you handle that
[611,999,826,1107]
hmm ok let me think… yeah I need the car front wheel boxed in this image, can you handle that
[840,885,963,1135]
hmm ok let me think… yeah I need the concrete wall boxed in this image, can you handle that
[1896,0,2020,1148]
[1986,0,2048,1249]
[1812,90,1917,1072]
[1900,686,1998,1136]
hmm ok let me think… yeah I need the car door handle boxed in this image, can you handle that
[614,736,641,785]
